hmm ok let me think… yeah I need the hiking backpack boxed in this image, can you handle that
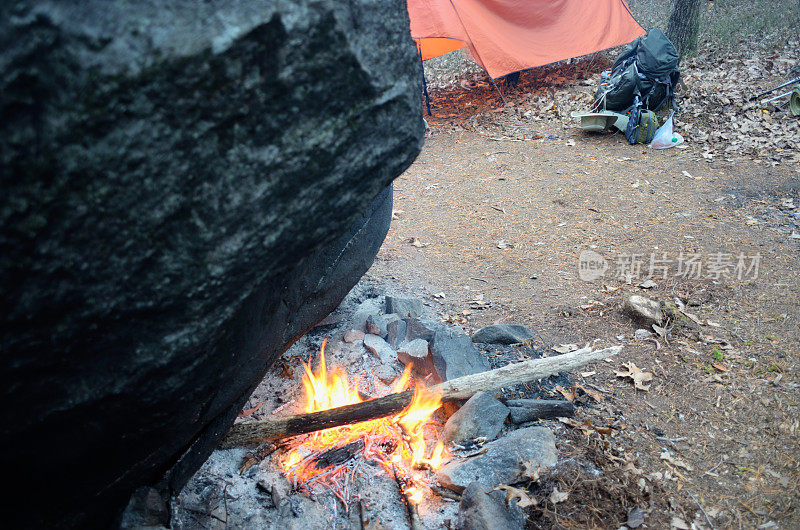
[595,28,680,113]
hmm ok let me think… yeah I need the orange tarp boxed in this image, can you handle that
[408,0,644,79]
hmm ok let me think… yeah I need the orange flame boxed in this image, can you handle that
[282,339,449,500]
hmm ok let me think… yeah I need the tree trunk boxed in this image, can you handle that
[666,0,703,58]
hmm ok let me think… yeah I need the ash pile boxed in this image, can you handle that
[168,284,616,529]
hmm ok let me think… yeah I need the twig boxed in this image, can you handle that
[704,456,725,476]
[239,442,277,474]
[430,484,462,501]
[656,436,687,444]
[689,492,715,530]
[391,465,423,530]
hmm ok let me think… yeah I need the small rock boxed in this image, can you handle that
[505,399,574,423]
[405,318,436,342]
[396,339,433,376]
[373,364,401,385]
[385,296,424,318]
[431,326,491,381]
[387,317,435,348]
[626,507,646,528]
[256,471,291,508]
[363,334,401,383]
[365,314,400,338]
[343,329,366,343]
[638,279,658,289]
[363,334,398,364]
[458,482,524,530]
[441,392,509,444]
[437,427,557,492]
[472,324,534,345]
[386,319,407,348]
[633,329,653,340]
[350,297,385,332]
[623,295,663,325]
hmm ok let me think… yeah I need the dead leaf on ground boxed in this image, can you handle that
[495,484,537,508]
[671,516,690,530]
[557,417,612,437]
[602,283,620,293]
[552,343,579,354]
[660,450,694,471]
[520,460,542,482]
[575,383,604,403]
[615,362,653,391]
[554,384,574,401]
[549,487,569,504]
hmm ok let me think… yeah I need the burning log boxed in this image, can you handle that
[222,345,621,447]
[309,439,365,470]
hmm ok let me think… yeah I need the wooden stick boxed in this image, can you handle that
[221,345,621,447]
[504,399,575,423]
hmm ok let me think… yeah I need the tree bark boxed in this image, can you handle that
[666,0,703,58]
[221,345,621,447]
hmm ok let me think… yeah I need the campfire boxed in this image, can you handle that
[180,295,622,529]
[280,339,448,508]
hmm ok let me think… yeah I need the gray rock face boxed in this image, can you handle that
[385,296,424,318]
[437,427,557,492]
[472,324,535,345]
[441,392,509,444]
[0,1,423,527]
[387,318,408,348]
[458,482,524,530]
[623,295,664,325]
[387,317,435,348]
[365,313,400,338]
[431,326,491,381]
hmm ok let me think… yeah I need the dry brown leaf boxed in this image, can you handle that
[549,487,569,504]
[520,460,541,482]
[660,450,694,471]
[554,384,574,402]
[615,362,653,391]
[552,343,579,354]
[495,484,537,508]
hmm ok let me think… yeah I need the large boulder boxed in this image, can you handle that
[0,1,423,528]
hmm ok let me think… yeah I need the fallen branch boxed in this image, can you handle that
[504,399,575,423]
[221,345,621,447]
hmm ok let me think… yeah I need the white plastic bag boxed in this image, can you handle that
[649,112,684,149]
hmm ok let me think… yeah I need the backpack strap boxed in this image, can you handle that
[624,96,642,145]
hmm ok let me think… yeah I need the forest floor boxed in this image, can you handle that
[365,35,800,529]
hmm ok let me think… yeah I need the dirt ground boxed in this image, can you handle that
[365,70,800,528]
